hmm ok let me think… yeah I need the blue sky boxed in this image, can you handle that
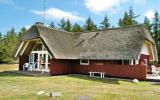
[0,0,160,34]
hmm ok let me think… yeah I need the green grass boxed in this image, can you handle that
[0,64,160,100]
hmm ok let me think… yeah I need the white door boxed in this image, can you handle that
[29,51,50,72]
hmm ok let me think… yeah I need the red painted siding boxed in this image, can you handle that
[50,59,76,75]
[19,55,29,70]
[50,59,147,80]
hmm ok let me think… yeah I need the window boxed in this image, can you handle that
[112,60,122,64]
[80,59,89,65]
[123,60,129,65]
[112,60,130,65]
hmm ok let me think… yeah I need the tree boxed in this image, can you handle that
[151,11,160,63]
[2,28,18,63]
[84,16,97,32]
[64,19,72,32]
[0,32,2,41]
[0,32,3,63]
[144,16,151,31]
[18,27,27,41]
[49,21,55,29]
[58,18,66,30]
[128,7,138,25]
[100,14,110,30]
[118,11,130,27]
[118,18,124,27]
[118,7,139,27]
[152,11,160,45]
[72,23,83,32]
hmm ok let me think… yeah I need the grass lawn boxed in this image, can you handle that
[0,64,160,100]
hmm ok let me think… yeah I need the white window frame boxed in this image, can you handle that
[80,59,89,65]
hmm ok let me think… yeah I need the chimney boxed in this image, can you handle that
[35,22,44,25]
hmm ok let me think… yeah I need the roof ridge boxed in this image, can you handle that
[103,24,146,31]
[34,24,74,34]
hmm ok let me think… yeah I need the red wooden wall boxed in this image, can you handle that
[19,55,29,70]
[50,59,76,75]
[50,59,147,80]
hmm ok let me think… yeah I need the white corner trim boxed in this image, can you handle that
[14,41,24,57]
[20,41,29,55]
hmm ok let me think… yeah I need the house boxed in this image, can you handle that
[14,22,158,80]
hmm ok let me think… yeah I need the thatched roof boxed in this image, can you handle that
[75,25,155,60]
[15,23,155,60]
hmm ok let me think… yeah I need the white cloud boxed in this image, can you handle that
[144,10,155,19]
[84,0,127,14]
[32,8,85,22]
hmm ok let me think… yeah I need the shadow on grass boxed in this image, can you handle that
[0,71,29,77]
[0,71,50,77]
[67,74,121,84]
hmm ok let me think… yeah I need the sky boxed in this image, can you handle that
[0,0,160,35]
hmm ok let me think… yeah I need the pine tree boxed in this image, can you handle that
[118,7,139,27]
[0,32,3,63]
[118,18,124,27]
[58,18,66,30]
[49,21,55,29]
[64,19,72,32]
[72,23,83,32]
[0,32,2,43]
[118,11,130,27]
[84,16,97,32]
[152,11,160,45]
[18,27,27,41]
[151,11,160,63]
[144,16,151,31]
[123,11,130,26]
[0,32,2,40]
[128,7,138,25]
[100,14,110,30]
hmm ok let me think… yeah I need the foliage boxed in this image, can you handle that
[58,18,66,30]
[18,27,27,41]
[151,11,160,63]
[84,16,97,31]
[152,11,160,45]
[100,14,110,30]
[64,19,72,32]
[0,32,2,40]
[1,28,18,63]
[72,23,83,32]
[118,7,139,27]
